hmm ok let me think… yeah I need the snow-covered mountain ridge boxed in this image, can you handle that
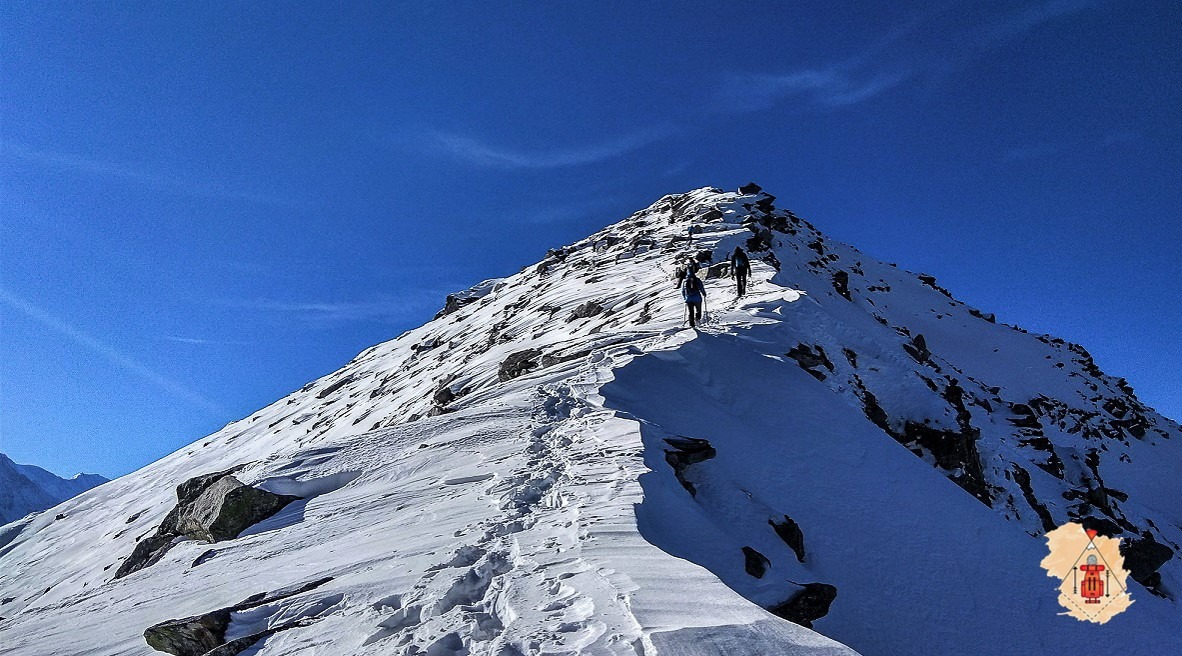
[1,186,1179,655]
[0,452,107,525]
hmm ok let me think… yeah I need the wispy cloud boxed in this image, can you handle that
[163,335,253,346]
[215,294,447,324]
[716,0,1104,114]
[428,127,673,169]
[0,287,228,416]
[718,69,913,113]
[969,0,1102,50]
[2,141,300,207]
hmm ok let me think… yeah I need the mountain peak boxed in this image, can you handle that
[2,186,1179,655]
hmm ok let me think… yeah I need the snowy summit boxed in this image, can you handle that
[1,186,1179,655]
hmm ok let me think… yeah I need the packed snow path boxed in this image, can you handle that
[1,187,1179,655]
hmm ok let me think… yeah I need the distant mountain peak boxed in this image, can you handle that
[0,452,108,525]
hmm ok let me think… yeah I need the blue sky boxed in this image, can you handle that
[1,1,1178,478]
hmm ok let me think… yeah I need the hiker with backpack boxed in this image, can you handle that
[682,265,706,328]
[674,256,701,290]
[730,246,751,297]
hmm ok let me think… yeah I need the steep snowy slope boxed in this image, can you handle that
[0,186,1178,656]
[0,453,107,525]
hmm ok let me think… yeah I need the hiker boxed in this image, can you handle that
[686,224,696,245]
[682,267,706,328]
[674,256,701,290]
[730,246,751,297]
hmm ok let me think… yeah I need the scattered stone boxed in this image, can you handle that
[768,583,837,629]
[1119,532,1174,597]
[786,344,835,381]
[769,516,806,562]
[742,546,770,578]
[902,334,930,364]
[498,349,543,382]
[567,301,604,322]
[144,577,333,656]
[664,437,716,497]
[831,270,852,301]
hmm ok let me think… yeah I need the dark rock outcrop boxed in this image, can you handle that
[664,437,716,497]
[567,301,604,322]
[498,349,543,382]
[902,334,930,364]
[769,516,805,562]
[115,470,299,579]
[738,182,762,195]
[831,270,852,301]
[786,344,835,381]
[1121,533,1174,597]
[742,546,770,578]
[144,577,333,656]
[768,583,837,629]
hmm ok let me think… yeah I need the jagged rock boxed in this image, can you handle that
[903,334,930,364]
[115,470,299,579]
[434,294,472,319]
[1012,465,1057,532]
[664,437,716,497]
[316,375,355,399]
[917,273,953,298]
[831,270,852,301]
[498,349,543,382]
[738,182,762,195]
[1121,532,1174,596]
[567,301,604,322]
[786,344,835,381]
[769,516,805,562]
[705,262,730,279]
[144,577,333,656]
[768,583,837,629]
[741,546,770,578]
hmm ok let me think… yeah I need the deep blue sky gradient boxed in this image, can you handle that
[2,1,1179,478]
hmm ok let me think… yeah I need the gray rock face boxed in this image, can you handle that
[769,583,838,629]
[115,470,299,579]
[663,437,716,498]
[498,349,543,382]
[144,577,333,656]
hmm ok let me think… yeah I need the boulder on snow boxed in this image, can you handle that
[786,344,835,381]
[1121,533,1174,597]
[115,470,299,579]
[769,515,806,563]
[902,333,930,364]
[742,546,770,578]
[566,301,604,322]
[768,583,837,629]
[704,261,730,280]
[738,182,762,195]
[664,437,716,497]
[498,349,543,382]
[144,577,333,656]
[831,270,852,301]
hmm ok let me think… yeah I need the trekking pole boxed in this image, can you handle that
[702,295,709,324]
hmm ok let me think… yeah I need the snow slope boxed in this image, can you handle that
[0,453,107,525]
[0,186,1178,655]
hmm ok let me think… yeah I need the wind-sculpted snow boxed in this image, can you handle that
[0,187,1178,654]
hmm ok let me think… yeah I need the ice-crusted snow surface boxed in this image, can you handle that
[0,453,107,525]
[1,187,1179,655]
